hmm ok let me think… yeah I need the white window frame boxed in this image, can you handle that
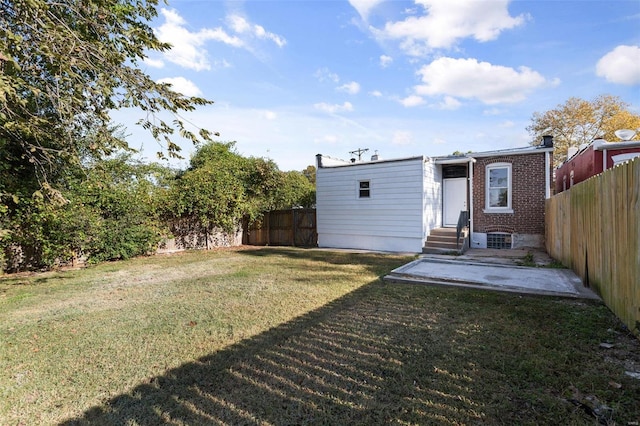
[358,180,371,199]
[484,163,513,213]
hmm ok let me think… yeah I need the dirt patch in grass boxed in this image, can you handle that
[1,248,638,425]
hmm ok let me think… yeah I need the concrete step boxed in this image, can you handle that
[428,235,463,244]
[424,241,461,249]
[422,246,463,254]
[423,227,469,254]
[429,228,458,236]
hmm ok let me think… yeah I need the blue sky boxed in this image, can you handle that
[111,0,640,171]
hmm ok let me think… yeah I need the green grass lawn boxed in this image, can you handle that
[1,247,638,425]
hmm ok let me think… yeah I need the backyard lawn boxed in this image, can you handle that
[1,247,638,425]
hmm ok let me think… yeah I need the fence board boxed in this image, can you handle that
[243,209,317,248]
[546,157,639,337]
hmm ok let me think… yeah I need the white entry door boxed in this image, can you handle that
[443,178,467,227]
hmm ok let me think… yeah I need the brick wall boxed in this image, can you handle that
[473,153,547,235]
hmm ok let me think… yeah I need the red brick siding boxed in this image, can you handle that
[473,153,547,235]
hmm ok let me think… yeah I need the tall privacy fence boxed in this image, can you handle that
[546,157,639,336]
[243,209,317,247]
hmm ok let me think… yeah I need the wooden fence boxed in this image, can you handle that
[546,157,639,336]
[243,209,317,247]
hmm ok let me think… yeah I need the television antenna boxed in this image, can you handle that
[349,148,369,161]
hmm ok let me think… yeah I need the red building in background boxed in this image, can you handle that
[555,137,640,194]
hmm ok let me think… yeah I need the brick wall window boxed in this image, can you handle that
[473,153,546,236]
[485,163,513,213]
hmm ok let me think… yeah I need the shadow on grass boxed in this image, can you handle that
[237,247,416,276]
[60,276,635,425]
[59,280,488,425]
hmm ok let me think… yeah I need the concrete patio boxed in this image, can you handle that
[384,249,600,299]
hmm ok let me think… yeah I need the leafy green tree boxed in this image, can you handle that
[1,152,172,271]
[0,0,216,202]
[169,145,247,232]
[275,171,315,209]
[527,95,640,168]
[71,155,172,263]
[302,165,316,186]
[168,142,316,233]
[1,0,218,270]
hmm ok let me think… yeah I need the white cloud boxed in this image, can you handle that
[376,0,526,56]
[392,130,413,146]
[337,81,361,94]
[596,45,640,85]
[438,95,461,110]
[143,57,165,68]
[227,14,252,33]
[227,14,287,47]
[499,120,515,128]
[261,110,278,120]
[349,0,385,20]
[154,9,285,72]
[156,8,243,71]
[400,95,425,107]
[314,102,354,113]
[157,77,203,97]
[380,55,393,68]
[314,67,340,83]
[370,90,383,97]
[414,57,547,104]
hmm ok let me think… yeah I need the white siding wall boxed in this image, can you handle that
[316,157,426,252]
[423,161,442,237]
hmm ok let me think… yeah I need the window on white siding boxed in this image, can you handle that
[485,163,512,213]
[359,180,370,198]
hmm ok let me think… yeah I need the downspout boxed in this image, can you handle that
[602,148,607,172]
[545,151,551,199]
[423,157,428,248]
[468,159,474,238]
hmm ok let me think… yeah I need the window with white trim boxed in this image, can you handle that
[358,180,370,198]
[485,163,512,212]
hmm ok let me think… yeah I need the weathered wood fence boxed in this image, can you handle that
[546,157,639,336]
[243,209,317,247]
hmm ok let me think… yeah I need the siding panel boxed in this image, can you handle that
[317,157,427,252]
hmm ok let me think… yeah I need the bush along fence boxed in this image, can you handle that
[158,217,243,253]
[546,157,639,337]
[243,209,317,247]
[158,209,317,254]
